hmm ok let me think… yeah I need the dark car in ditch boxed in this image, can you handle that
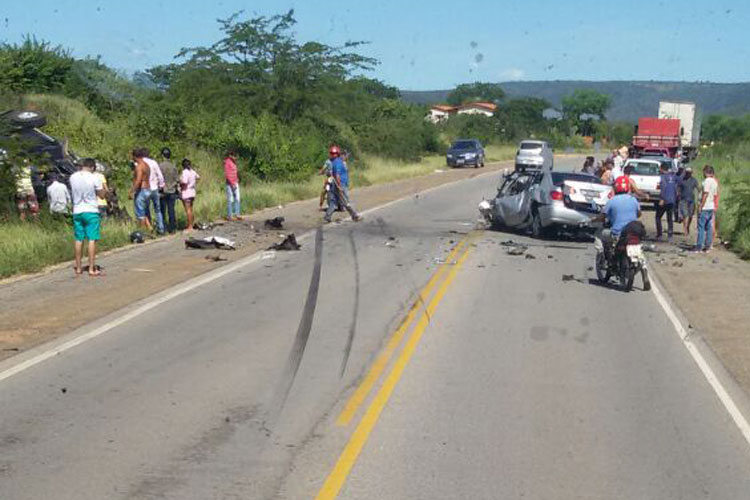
[446,139,485,168]
[1,110,78,201]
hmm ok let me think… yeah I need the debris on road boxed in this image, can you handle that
[130,231,145,244]
[525,254,536,260]
[262,251,276,260]
[562,274,583,283]
[193,221,223,231]
[267,234,301,251]
[264,216,285,229]
[185,236,237,250]
[204,255,228,262]
[507,246,528,256]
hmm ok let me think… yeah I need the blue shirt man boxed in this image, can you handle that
[659,171,678,205]
[331,157,349,188]
[605,193,641,236]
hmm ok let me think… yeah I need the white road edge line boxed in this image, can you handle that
[0,164,509,384]
[650,276,750,447]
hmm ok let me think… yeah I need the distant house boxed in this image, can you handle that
[456,102,497,117]
[427,105,458,123]
[427,102,497,123]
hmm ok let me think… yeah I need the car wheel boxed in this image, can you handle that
[531,210,545,239]
[5,110,47,129]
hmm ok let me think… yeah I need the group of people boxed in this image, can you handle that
[129,147,201,234]
[593,153,720,253]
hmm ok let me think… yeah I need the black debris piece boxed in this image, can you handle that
[185,237,236,250]
[267,233,301,251]
[525,254,536,260]
[548,255,554,259]
[61,387,67,394]
[205,255,228,262]
[264,216,285,229]
[500,239,516,246]
[587,266,594,271]
[561,274,583,283]
[130,231,145,244]
[193,221,214,231]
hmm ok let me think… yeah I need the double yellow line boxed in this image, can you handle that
[315,235,474,500]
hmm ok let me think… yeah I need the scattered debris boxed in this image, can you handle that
[548,255,554,259]
[264,217,285,229]
[193,221,221,231]
[561,274,583,283]
[672,261,684,268]
[267,233,301,251]
[3,347,20,352]
[525,254,536,260]
[61,387,67,394]
[131,268,155,273]
[643,244,659,253]
[185,236,237,250]
[587,266,594,271]
[507,246,528,256]
[130,231,145,244]
[711,258,720,265]
[477,264,486,268]
[434,258,446,265]
[262,251,276,260]
[205,255,228,262]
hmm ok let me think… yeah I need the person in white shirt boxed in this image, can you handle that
[46,174,71,215]
[612,146,629,180]
[695,164,719,253]
[70,159,106,276]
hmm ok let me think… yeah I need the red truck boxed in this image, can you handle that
[631,101,701,161]
[632,117,681,157]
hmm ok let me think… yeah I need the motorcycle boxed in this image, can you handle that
[594,223,651,293]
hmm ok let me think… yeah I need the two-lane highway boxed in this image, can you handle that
[1,157,749,499]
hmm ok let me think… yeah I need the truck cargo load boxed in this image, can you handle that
[658,101,701,149]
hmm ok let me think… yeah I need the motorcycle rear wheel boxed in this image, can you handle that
[596,253,610,283]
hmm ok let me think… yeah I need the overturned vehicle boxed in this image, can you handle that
[479,167,613,238]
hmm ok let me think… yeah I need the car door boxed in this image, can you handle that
[495,172,534,226]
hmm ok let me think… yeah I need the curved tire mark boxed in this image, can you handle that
[339,230,360,377]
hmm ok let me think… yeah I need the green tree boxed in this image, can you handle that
[446,82,505,106]
[561,89,611,136]
[494,97,550,139]
[0,37,72,93]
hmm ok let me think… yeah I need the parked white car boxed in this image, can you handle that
[624,158,661,203]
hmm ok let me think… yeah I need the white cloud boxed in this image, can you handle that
[500,68,525,81]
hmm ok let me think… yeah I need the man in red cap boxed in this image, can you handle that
[324,145,361,223]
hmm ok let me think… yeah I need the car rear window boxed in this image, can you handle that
[628,162,660,176]
[452,141,476,149]
[520,142,542,150]
[550,173,602,186]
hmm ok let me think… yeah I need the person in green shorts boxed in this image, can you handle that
[70,158,106,276]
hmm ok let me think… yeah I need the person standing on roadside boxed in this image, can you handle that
[678,167,699,236]
[70,158,106,277]
[600,158,614,185]
[180,158,200,232]
[324,145,362,223]
[655,163,678,243]
[143,149,165,234]
[612,146,629,180]
[129,148,153,231]
[224,150,242,220]
[94,163,109,218]
[581,156,595,174]
[695,165,719,253]
[46,173,71,216]
[711,173,721,250]
[14,157,39,221]
[159,147,179,234]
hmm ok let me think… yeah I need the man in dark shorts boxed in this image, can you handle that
[678,167,700,236]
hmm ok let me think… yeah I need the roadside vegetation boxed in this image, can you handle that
[693,122,750,258]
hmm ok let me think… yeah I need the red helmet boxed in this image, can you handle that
[329,145,340,157]
[614,175,631,194]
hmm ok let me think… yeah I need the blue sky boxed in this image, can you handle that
[1,0,748,90]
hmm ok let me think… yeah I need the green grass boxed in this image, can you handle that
[0,215,137,278]
[696,144,750,259]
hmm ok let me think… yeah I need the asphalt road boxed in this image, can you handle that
[2,157,750,499]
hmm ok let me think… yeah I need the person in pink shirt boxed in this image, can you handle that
[223,150,241,220]
[179,158,200,232]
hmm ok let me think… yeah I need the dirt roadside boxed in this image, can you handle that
[2,160,750,407]
[0,162,510,361]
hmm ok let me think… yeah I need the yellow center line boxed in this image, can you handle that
[335,237,468,427]
[316,242,473,500]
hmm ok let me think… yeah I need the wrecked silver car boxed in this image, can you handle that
[479,168,613,238]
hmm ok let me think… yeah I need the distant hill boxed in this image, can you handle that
[401,81,750,122]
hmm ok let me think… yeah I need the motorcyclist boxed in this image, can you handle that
[592,176,642,254]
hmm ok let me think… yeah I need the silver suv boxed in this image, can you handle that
[514,140,553,172]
